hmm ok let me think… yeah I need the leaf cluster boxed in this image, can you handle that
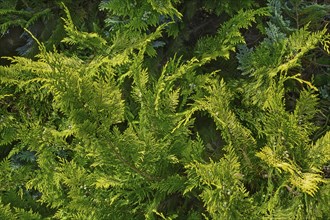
[0,1,329,219]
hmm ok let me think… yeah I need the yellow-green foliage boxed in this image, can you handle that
[0,1,329,219]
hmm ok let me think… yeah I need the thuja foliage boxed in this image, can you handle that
[1,1,330,219]
[0,0,103,63]
[266,0,330,136]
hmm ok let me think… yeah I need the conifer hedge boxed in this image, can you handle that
[0,0,329,219]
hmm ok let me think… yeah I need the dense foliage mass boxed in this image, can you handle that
[0,0,329,219]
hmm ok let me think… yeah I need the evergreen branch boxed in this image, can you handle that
[112,146,160,182]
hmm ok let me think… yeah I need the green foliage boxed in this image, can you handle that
[185,145,254,219]
[266,0,330,140]
[202,0,256,16]
[195,8,269,61]
[1,1,330,219]
[0,0,103,58]
[99,0,181,33]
